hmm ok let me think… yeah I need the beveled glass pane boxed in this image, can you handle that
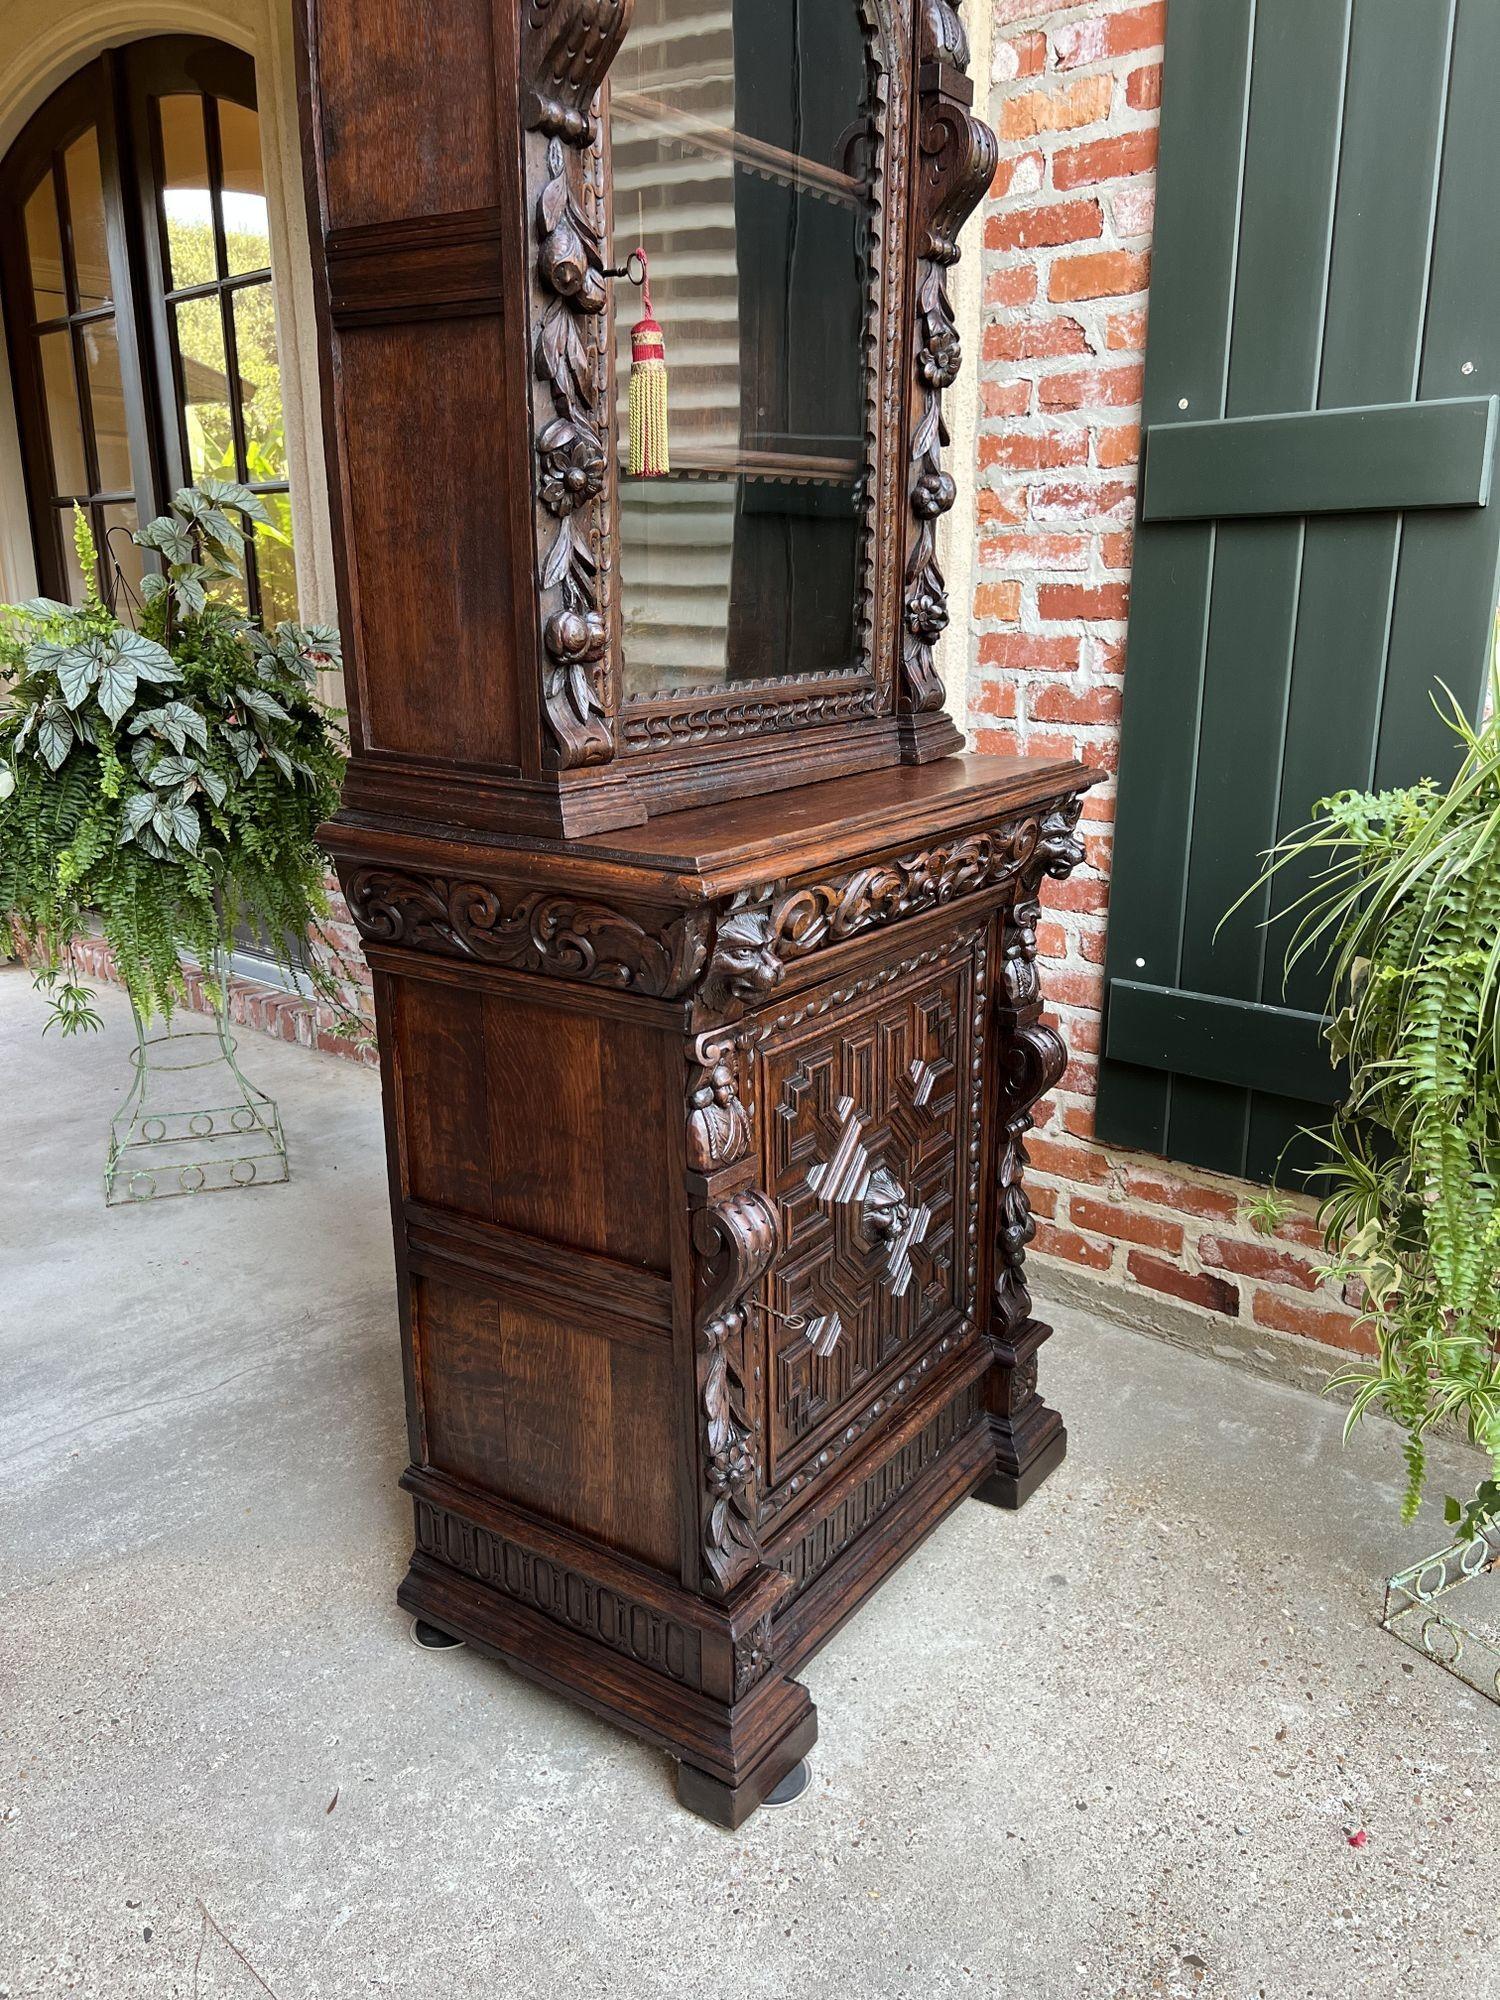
[217,100,271,277]
[252,492,298,624]
[63,129,112,308]
[39,330,88,497]
[157,94,215,288]
[611,0,873,700]
[232,283,287,481]
[99,501,145,610]
[173,297,235,479]
[80,317,132,493]
[24,172,67,321]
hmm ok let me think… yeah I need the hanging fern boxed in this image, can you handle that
[1241,645,1500,1530]
[0,490,353,1036]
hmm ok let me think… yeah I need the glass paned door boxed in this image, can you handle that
[147,84,293,622]
[10,104,146,603]
[610,0,876,699]
[0,39,301,622]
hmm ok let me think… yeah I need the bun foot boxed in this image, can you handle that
[675,1700,818,1829]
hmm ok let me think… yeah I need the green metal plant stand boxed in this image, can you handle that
[105,998,288,1205]
[1382,1523,1500,1705]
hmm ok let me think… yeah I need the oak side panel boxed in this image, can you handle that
[312,0,501,229]
[415,1276,679,1573]
[393,979,494,1221]
[337,320,524,771]
[479,992,676,1272]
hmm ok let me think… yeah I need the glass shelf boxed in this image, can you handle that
[611,88,868,209]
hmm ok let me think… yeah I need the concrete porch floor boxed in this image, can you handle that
[3,963,1499,2000]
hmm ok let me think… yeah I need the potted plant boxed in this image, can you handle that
[1243,656,1500,1693]
[0,480,353,1196]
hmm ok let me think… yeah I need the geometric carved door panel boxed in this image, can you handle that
[756,927,988,1491]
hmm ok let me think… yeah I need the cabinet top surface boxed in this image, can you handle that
[577,755,1096,881]
[331,755,1097,901]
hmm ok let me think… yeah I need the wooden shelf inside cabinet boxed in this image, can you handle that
[611,88,869,209]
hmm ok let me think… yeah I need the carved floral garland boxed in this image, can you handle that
[901,1,999,716]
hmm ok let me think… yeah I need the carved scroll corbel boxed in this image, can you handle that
[901,2,999,719]
[523,1,634,769]
[694,1189,780,1597]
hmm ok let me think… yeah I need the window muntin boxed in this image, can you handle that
[2,42,299,622]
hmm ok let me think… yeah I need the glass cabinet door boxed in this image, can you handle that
[611,0,876,701]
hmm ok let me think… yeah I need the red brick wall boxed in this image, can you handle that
[970,0,1372,1356]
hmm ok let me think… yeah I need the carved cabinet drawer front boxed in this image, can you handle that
[754,921,988,1501]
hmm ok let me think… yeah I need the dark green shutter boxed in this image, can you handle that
[1098,0,1500,1183]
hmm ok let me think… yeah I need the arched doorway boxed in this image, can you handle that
[0,35,296,619]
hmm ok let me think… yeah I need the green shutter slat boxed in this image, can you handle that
[1375,0,1500,789]
[1141,398,1496,522]
[1263,0,1458,1026]
[1168,0,1351,1176]
[1092,0,1256,1159]
[1105,984,1343,1104]
[1098,0,1497,1186]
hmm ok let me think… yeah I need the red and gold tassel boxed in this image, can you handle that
[628,250,670,479]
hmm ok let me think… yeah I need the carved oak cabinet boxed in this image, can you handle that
[296,0,1094,1824]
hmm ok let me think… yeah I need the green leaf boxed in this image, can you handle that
[114,629,175,684]
[174,488,244,554]
[118,790,158,841]
[195,763,228,808]
[221,725,261,779]
[18,596,73,619]
[197,475,271,525]
[95,644,138,725]
[148,753,199,791]
[262,739,294,783]
[25,636,73,677]
[37,701,74,770]
[139,571,168,603]
[171,573,208,618]
[130,700,205,753]
[167,799,201,852]
[136,516,195,564]
[234,683,290,722]
[55,639,105,708]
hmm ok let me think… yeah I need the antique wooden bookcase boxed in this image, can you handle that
[296,0,1093,1825]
